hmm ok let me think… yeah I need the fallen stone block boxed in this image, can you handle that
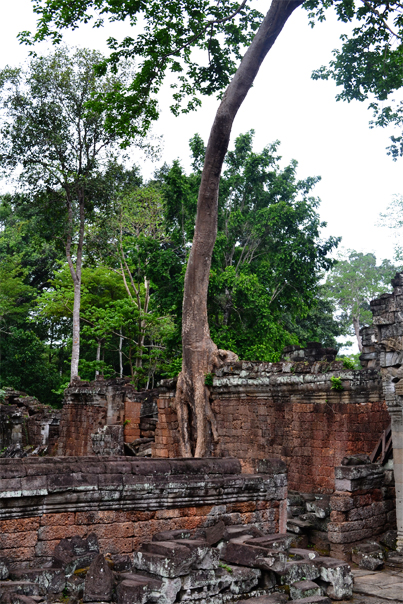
[226,565,261,595]
[178,539,220,570]
[115,572,180,604]
[132,551,193,578]
[205,521,225,546]
[351,542,385,570]
[111,555,132,572]
[83,554,114,602]
[380,530,397,551]
[221,541,286,572]
[289,548,319,561]
[152,530,191,542]
[0,582,45,598]
[315,557,353,601]
[279,560,321,585]
[290,580,323,600]
[9,568,65,595]
[182,568,232,591]
[244,534,293,551]
[142,541,193,564]
[179,569,232,600]
[116,579,150,604]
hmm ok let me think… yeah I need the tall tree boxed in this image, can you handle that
[0,47,138,380]
[162,131,340,361]
[24,0,403,455]
[324,250,398,351]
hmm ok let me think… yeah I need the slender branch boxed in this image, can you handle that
[361,0,403,40]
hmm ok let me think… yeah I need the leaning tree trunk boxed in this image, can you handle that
[174,0,304,457]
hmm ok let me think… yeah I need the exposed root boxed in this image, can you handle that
[173,345,238,458]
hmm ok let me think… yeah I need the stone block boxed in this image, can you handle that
[290,580,323,600]
[83,554,114,602]
[315,557,353,600]
[9,568,65,594]
[221,540,286,572]
[132,550,193,578]
[279,560,321,585]
[351,542,385,570]
[289,548,319,561]
[152,529,191,542]
[177,539,220,570]
[0,581,45,597]
[205,520,225,545]
[244,534,292,551]
[116,579,150,604]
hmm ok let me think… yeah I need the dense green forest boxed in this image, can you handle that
[0,33,401,405]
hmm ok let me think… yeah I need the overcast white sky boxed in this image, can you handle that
[1,0,402,265]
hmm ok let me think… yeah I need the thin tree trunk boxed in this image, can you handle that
[119,329,123,378]
[66,187,85,382]
[175,0,303,457]
[95,340,101,377]
[353,315,363,352]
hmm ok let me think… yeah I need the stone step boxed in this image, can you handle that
[385,553,403,570]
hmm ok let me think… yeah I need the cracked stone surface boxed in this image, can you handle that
[342,568,403,603]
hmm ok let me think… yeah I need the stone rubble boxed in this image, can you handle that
[0,523,359,604]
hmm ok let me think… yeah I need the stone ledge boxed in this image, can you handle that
[0,458,287,521]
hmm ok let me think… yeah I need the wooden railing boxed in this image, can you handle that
[370,422,392,464]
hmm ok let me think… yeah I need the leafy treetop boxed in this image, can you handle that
[19,0,263,143]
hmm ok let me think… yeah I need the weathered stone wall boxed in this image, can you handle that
[0,456,287,567]
[154,361,389,493]
[0,389,60,456]
[328,463,396,560]
[360,272,403,552]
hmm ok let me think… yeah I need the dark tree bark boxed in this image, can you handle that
[174,0,304,457]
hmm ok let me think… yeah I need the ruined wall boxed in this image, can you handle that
[0,389,60,456]
[328,463,396,560]
[0,457,287,566]
[360,272,403,552]
[57,379,159,457]
[155,358,389,494]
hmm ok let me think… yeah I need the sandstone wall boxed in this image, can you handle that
[154,361,389,493]
[329,463,396,560]
[0,456,287,567]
